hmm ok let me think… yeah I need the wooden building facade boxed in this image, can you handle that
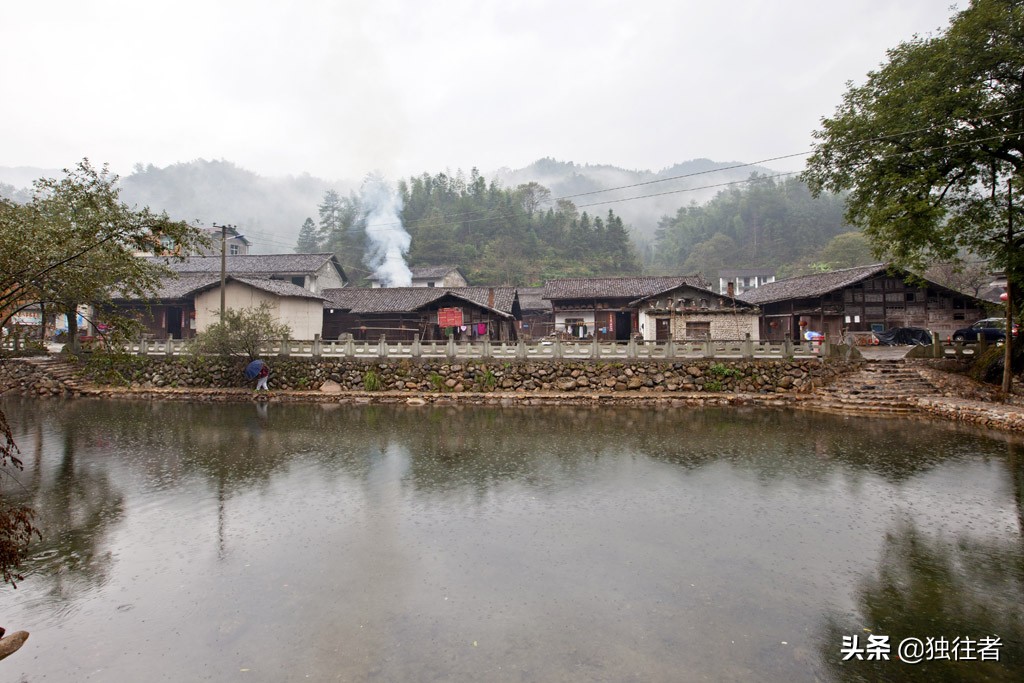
[542,276,711,341]
[741,263,990,341]
[322,287,520,342]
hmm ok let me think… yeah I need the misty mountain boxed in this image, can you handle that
[0,165,62,189]
[118,160,350,253]
[1,156,781,254]
[0,160,348,254]
[492,157,780,240]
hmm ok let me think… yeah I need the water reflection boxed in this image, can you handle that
[0,397,1021,681]
[7,410,124,612]
[820,519,1024,681]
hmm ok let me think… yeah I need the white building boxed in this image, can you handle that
[718,269,775,297]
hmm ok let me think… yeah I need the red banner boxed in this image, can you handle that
[438,307,464,327]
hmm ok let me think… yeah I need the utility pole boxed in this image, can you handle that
[214,223,236,320]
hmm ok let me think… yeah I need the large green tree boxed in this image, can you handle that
[803,0,1024,394]
[1,159,207,587]
[806,0,1024,393]
[1,160,209,347]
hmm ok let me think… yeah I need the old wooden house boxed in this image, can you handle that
[515,287,554,340]
[542,276,750,341]
[322,287,520,342]
[110,254,346,339]
[630,283,760,341]
[740,263,991,341]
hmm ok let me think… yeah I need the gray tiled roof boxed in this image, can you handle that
[368,265,465,281]
[149,253,340,276]
[628,285,756,309]
[739,264,889,304]
[542,276,706,300]
[219,277,326,300]
[112,274,220,301]
[114,274,325,302]
[516,287,551,311]
[322,287,517,316]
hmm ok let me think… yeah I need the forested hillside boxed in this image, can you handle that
[302,169,641,286]
[493,157,777,240]
[648,175,871,280]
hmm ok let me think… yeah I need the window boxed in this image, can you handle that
[291,276,304,288]
[229,244,240,255]
[427,282,435,287]
[685,321,710,339]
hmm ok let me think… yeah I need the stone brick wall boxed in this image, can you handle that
[0,355,854,395]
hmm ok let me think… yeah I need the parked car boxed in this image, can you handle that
[951,318,1018,343]
[875,327,932,346]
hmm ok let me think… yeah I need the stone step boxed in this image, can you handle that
[805,400,917,415]
[813,361,938,415]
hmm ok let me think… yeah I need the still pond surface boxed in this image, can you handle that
[0,397,1022,682]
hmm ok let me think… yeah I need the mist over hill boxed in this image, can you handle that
[493,157,780,240]
[0,161,350,253]
[118,161,351,253]
[1,157,782,253]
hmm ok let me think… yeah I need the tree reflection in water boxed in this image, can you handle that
[820,445,1023,682]
[18,417,124,607]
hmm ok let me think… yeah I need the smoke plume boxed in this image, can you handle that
[360,174,412,286]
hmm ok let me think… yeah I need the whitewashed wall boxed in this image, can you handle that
[194,282,324,340]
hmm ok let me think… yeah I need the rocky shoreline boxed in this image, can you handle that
[2,354,1024,435]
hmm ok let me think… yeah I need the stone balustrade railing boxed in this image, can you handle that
[3,331,999,361]
[107,333,827,360]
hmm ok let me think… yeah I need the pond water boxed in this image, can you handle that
[0,397,1022,682]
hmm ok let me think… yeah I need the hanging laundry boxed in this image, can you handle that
[477,323,487,335]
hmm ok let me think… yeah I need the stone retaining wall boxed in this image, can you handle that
[2,355,851,397]
[6,355,1024,434]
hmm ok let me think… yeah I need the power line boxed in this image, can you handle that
[210,108,1024,250]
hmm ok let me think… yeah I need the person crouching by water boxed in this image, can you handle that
[245,359,271,391]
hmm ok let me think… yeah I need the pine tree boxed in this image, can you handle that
[295,217,319,252]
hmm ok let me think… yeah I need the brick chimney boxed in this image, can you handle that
[488,288,495,308]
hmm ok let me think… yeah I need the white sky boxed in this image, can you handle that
[0,0,958,182]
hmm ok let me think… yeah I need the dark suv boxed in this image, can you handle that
[951,318,1018,343]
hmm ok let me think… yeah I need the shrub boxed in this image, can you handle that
[189,303,292,360]
[363,369,382,391]
[709,362,741,378]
